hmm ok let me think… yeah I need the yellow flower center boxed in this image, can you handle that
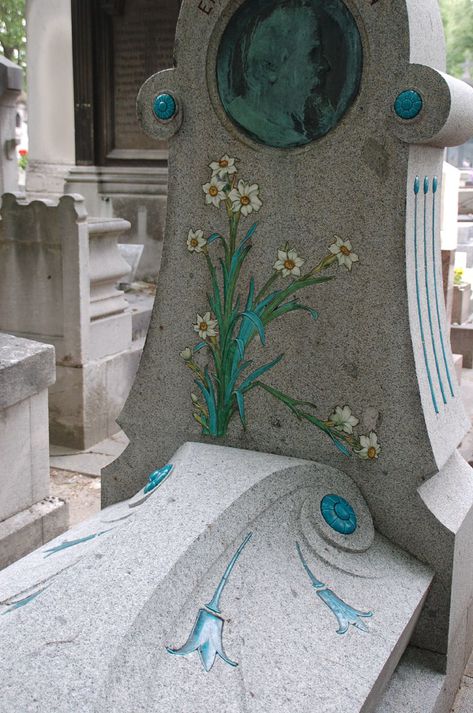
[219,159,229,168]
[190,238,198,247]
[340,245,351,256]
[284,259,295,271]
[209,186,218,197]
[199,322,208,332]
[240,195,251,206]
[367,446,377,459]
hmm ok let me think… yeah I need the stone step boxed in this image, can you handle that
[374,646,445,713]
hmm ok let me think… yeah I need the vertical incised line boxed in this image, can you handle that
[414,176,439,414]
[423,177,447,405]
[432,176,455,398]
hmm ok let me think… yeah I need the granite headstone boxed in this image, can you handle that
[2,1,473,711]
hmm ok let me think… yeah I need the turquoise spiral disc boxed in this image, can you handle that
[320,494,357,535]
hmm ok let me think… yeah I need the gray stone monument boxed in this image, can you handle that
[2,1,473,711]
[0,333,68,569]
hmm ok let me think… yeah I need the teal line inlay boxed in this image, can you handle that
[432,177,455,398]
[43,529,111,558]
[296,543,373,634]
[423,177,447,405]
[166,532,252,671]
[414,176,439,414]
[2,586,49,615]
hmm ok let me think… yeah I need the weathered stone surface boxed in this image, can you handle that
[0,332,55,410]
[0,497,68,571]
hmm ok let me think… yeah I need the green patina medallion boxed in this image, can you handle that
[217,0,363,148]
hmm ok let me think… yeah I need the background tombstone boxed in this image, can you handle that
[65,0,182,278]
[0,333,68,569]
[0,193,140,449]
[0,56,22,195]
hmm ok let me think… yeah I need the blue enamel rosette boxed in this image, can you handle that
[320,494,357,535]
[153,93,177,122]
[394,89,423,120]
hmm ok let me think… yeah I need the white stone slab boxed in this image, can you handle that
[0,444,433,712]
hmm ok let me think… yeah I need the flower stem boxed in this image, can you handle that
[205,532,253,614]
[255,270,279,303]
[309,253,338,275]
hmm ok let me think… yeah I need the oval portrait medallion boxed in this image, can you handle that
[217,0,363,148]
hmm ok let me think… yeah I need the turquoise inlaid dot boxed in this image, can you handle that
[143,463,174,494]
[320,494,357,535]
[153,93,176,122]
[394,90,423,120]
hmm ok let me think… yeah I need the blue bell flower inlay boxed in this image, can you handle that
[167,608,237,672]
[166,532,252,671]
[320,494,357,535]
[153,93,176,121]
[296,542,373,635]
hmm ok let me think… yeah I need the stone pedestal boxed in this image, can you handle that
[0,333,68,570]
[65,165,169,279]
[0,193,141,449]
[0,57,22,195]
[452,284,473,325]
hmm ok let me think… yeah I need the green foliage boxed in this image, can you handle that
[440,0,473,78]
[0,0,26,80]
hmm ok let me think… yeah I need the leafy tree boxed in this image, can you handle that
[0,0,26,80]
[440,0,473,79]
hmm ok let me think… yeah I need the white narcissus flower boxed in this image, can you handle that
[187,229,207,253]
[209,154,237,180]
[202,176,226,207]
[273,248,305,277]
[228,180,262,217]
[180,347,192,361]
[355,431,381,460]
[329,236,359,270]
[329,405,359,434]
[193,312,218,339]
